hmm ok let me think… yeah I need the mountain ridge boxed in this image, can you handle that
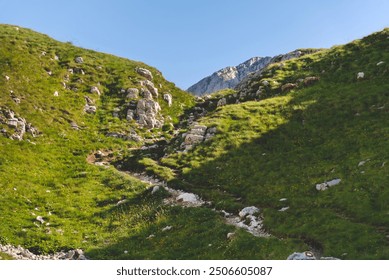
[187,49,321,95]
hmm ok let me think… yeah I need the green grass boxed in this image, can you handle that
[148,28,389,259]
[1,24,388,259]
[0,252,13,260]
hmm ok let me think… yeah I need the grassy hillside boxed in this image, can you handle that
[1,24,388,260]
[137,28,389,259]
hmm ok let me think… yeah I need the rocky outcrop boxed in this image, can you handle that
[136,98,163,129]
[136,67,153,80]
[126,88,139,99]
[0,244,87,260]
[188,56,272,95]
[287,251,340,260]
[180,123,217,151]
[225,206,270,237]
[141,80,158,97]
[0,107,39,140]
[188,50,316,96]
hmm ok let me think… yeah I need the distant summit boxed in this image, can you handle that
[187,50,316,95]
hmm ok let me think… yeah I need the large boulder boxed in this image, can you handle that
[136,67,153,80]
[136,99,163,129]
[74,57,84,63]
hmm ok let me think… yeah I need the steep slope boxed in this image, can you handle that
[0,24,198,257]
[187,49,320,96]
[135,28,389,259]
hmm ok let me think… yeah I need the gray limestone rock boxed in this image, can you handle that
[136,67,153,80]
[163,93,173,107]
[126,88,139,99]
[75,57,84,63]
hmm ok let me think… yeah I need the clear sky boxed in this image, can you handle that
[0,0,388,89]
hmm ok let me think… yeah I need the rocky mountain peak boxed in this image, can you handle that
[187,50,315,96]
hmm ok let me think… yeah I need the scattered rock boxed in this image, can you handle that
[262,80,269,86]
[75,57,84,63]
[217,97,227,107]
[287,251,316,260]
[112,107,120,118]
[90,86,101,95]
[36,216,45,224]
[136,67,153,80]
[84,104,97,114]
[5,75,10,81]
[357,72,365,79]
[278,207,289,212]
[116,199,128,206]
[176,193,203,206]
[239,206,260,218]
[225,207,269,237]
[287,251,340,260]
[162,226,172,232]
[303,76,320,86]
[163,93,173,107]
[279,198,288,201]
[358,159,369,167]
[53,91,59,97]
[227,232,235,239]
[316,178,341,191]
[70,122,80,130]
[281,83,297,92]
[84,96,94,105]
[151,185,161,194]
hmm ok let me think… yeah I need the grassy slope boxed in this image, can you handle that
[159,28,389,259]
[0,24,299,260]
[1,24,388,260]
[0,24,200,256]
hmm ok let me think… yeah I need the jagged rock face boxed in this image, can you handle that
[136,98,163,129]
[188,57,272,95]
[188,50,314,96]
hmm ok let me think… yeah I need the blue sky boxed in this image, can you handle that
[0,0,388,89]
